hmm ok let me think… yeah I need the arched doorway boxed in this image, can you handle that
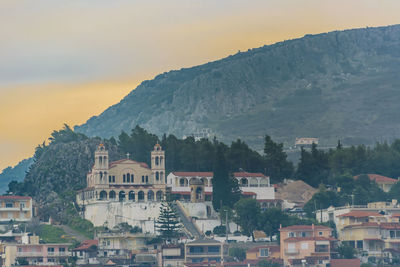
[156,191,163,201]
[119,191,126,202]
[99,190,107,200]
[138,191,144,202]
[147,190,154,201]
[128,191,135,201]
[109,190,116,199]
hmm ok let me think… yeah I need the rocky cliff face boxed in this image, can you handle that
[75,25,400,148]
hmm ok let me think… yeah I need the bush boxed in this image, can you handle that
[213,225,226,236]
[229,247,246,261]
[205,230,212,236]
[130,226,142,234]
[233,230,241,236]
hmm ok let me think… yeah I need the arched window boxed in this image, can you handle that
[100,172,103,179]
[138,191,145,202]
[142,176,145,183]
[160,172,164,182]
[109,176,112,183]
[156,191,163,201]
[128,191,135,201]
[156,172,159,181]
[145,176,149,183]
[112,176,115,183]
[99,191,107,200]
[123,174,126,183]
[109,191,116,199]
[119,191,126,202]
[160,157,163,165]
[99,156,102,165]
[147,190,154,201]
[127,173,130,183]
[131,174,134,183]
[155,156,159,165]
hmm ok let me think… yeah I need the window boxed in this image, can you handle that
[18,247,22,252]
[319,232,323,236]
[146,176,149,183]
[259,248,269,257]
[301,232,306,237]
[288,232,295,237]
[208,246,220,253]
[356,240,363,249]
[131,174,134,182]
[113,176,115,182]
[59,247,65,252]
[5,203,13,208]
[127,174,130,183]
[142,176,145,183]
[123,174,126,183]
[20,203,25,209]
[109,176,112,183]
[107,241,110,246]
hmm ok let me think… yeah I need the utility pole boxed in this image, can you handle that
[225,210,228,243]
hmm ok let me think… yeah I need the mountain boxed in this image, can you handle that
[75,24,400,149]
[0,158,33,194]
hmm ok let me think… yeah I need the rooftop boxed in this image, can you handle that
[109,159,149,169]
[330,259,360,267]
[279,224,331,231]
[0,195,31,200]
[338,211,383,218]
[355,174,398,184]
[72,239,98,251]
[187,238,221,245]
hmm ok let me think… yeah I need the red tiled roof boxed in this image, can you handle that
[72,240,98,251]
[172,172,213,177]
[234,172,267,178]
[343,222,380,229]
[330,259,360,267]
[380,223,400,230]
[109,159,149,169]
[284,236,336,242]
[280,225,332,231]
[246,245,280,253]
[338,211,383,218]
[392,214,400,217]
[0,195,31,200]
[355,174,397,184]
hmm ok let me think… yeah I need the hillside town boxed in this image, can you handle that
[3,143,400,267]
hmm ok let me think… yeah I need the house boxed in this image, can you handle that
[72,239,99,265]
[354,174,398,192]
[294,138,318,148]
[162,244,185,267]
[167,172,276,204]
[0,195,33,224]
[97,231,153,259]
[5,241,71,267]
[184,239,227,264]
[245,244,280,261]
[279,224,336,267]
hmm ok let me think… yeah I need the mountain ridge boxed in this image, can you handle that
[75,24,400,149]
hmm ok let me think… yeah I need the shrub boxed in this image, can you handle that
[213,225,226,236]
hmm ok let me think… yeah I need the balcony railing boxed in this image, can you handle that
[285,249,299,255]
[17,252,70,257]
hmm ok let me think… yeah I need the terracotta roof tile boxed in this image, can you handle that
[330,259,360,267]
[355,174,398,184]
[0,195,31,200]
[73,240,98,251]
[172,172,213,177]
[338,211,383,218]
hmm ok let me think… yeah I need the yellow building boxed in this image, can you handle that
[338,211,400,260]
[0,196,32,222]
[77,143,166,204]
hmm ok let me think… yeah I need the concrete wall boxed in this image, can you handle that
[84,201,161,231]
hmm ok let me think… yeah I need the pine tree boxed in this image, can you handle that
[263,135,293,182]
[155,202,181,242]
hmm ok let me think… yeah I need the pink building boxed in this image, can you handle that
[16,243,71,266]
[279,224,336,267]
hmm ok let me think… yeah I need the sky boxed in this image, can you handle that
[1,0,400,171]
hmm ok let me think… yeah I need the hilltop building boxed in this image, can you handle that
[354,174,398,192]
[167,172,277,208]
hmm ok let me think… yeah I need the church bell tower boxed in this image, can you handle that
[151,143,165,184]
[94,143,109,184]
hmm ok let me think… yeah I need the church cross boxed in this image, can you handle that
[126,152,130,159]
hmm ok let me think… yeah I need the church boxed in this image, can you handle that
[76,143,167,205]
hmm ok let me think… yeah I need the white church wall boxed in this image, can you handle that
[84,201,161,232]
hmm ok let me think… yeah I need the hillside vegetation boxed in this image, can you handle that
[76,24,400,149]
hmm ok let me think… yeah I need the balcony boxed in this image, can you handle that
[285,249,299,255]
[17,252,70,257]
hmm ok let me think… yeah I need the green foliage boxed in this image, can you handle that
[233,198,261,241]
[213,225,226,236]
[296,144,330,187]
[338,244,357,259]
[156,202,181,242]
[35,225,69,243]
[264,135,293,182]
[205,230,212,236]
[229,247,246,261]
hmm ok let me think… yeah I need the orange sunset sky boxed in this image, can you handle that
[1,0,400,171]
